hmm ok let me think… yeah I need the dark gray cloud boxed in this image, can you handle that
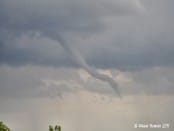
[0,34,75,67]
[0,0,143,33]
[0,0,158,70]
[0,0,174,98]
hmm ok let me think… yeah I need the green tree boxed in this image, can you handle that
[55,125,61,131]
[49,124,61,131]
[49,125,54,131]
[0,122,10,131]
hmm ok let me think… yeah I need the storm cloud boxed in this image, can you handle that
[0,0,174,97]
[0,0,160,70]
[0,0,173,70]
[0,0,174,98]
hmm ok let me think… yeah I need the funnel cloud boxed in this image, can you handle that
[57,36,121,97]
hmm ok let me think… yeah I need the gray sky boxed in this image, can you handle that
[0,0,174,131]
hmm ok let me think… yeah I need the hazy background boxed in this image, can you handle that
[0,0,174,131]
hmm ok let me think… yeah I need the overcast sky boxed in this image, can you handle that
[0,0,174,131]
